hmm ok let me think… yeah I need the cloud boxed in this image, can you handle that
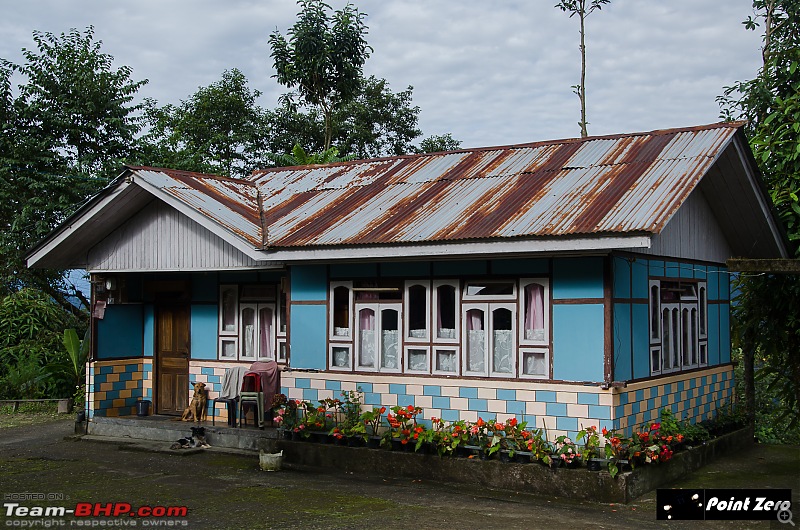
[1,0,762,149]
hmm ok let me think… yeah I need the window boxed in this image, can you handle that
[463,303,516,377]
[519,279,549,346]
[355,303,402,372]
[326,276,549,379]
[649,279,707,375]
[218,283,283,362]
[219,285,238,334]
[405,281,430,341]
[433,281,459,342]
[330,282,353,339]
[463,281,516,300]
[405,345,430,374]
[240,303,275,361]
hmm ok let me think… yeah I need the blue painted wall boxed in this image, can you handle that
[192,273,218,302]
[719,304,731,363]
[331,263,378,279]
[191,305,218,360]
[143,305,154,357]
[553,304,604,381]
[613,257,631,299]
[290,304,327,369]
[97,304,143,359]
[380,261,430,277]
[631,304,650,379]
[433,260,487,276]
[291,265,327,301]
[613,302,631,381]
[552,257,604,299]
[491,258,549,275]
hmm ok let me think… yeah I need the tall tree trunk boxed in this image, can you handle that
[579,6,588,138]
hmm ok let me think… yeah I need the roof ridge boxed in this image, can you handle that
[249,121,746,177]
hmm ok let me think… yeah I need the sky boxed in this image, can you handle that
[1,0,763,150]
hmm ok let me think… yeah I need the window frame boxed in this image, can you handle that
[518,278,550,347]
[329,281,354,341]
[219,285,238,336]
[404,280,430,343]
[329,343,353,372]
[432,280,460,344]
[404,345,431,375]
[354,302,403,373]
[462,280,517,301]
[462,301,517,378]
[432,346,460,376]
[649,278,708,375]
[519,348,549,380]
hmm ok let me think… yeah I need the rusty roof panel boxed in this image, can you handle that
[129,123,744,250]
[133,168,262,247]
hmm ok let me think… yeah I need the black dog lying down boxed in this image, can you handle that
[170,426,211,450]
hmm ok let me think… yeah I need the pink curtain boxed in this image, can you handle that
[259,307,274,359]
[525,284,544,333]
[467,309,483,331]
[359,308,375,331]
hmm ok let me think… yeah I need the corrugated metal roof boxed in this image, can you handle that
[128,122,744,250]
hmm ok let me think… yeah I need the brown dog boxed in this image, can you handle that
[181,382,208,423]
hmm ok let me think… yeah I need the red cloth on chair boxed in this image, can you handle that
[247,361,280,420]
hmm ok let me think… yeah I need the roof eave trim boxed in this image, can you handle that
[258,235,652,262]
[732,133,791,258]
[26,177,132,268]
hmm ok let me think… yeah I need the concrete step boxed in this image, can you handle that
[88,416,278,451]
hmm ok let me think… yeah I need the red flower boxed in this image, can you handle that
[602,427,609,436]
[379,407,386,414]
[407,405,414,412]
[508,418,518,427]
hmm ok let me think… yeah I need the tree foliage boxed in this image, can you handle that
[416,133,463,154]
[0,27,146,299]
[137,69,270,178]
[268,143,354,167]
[720,0,800,436]
[270,0,371,151]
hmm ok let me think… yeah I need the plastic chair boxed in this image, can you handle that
[238,372,264,428]
[211,367,246,426]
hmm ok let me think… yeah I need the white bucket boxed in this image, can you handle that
[259,450,283,471]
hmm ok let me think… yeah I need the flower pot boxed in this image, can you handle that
[366,436,382,450]
[586,458,607,471]
[499,451,512,463]
[311,431,330,444]
[514,451,533,464]
[259,450,283,472]
[346,436,364,448]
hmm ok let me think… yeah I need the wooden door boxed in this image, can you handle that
[156,304,190,415]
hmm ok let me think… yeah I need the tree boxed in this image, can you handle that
[265,76,424,161]
[415,133,462,154]
[270,0,371,151]
[0,27,146,302]
[268,143,354,167]
[555,0,610,138]
[137,69,270,178]
[719,0,800,434]
[332,76,421,158]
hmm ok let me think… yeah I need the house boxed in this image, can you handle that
[26,121,788,439]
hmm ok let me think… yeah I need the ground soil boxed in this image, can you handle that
[0,419,798,529]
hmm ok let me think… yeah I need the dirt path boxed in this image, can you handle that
[1,420,797,529]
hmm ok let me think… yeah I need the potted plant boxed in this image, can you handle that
[552,435,581,467]
[385,405,423,451]
[577,425,606,471]
[360,406,386,448]
[526,429,552,466]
